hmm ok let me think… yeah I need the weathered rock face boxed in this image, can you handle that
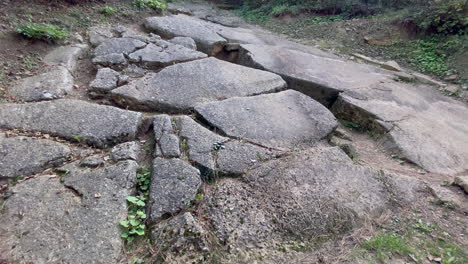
[127,40,207,68]
[94,37,147,57]
[151,212,208,254]
[0,160,138,263]
[174,116,283,175]
[111,57,286,112]
[43,44,88,72]
[149,158,202,222]
[9,66,74,102]
[203,147,423,249]
[0,100,142,147]
[90,67,122,93]
[0,134,71,183]
[195,90,338,150]
[238,44,391,106]
[111,141,141,162]
[168,36,197,50]
[144,14,227,55]
[332,82,468,174]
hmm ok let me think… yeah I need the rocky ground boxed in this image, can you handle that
[0,1,467,264]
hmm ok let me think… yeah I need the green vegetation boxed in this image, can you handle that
[360,218,468,264]
[99,6,117,16]
[120,166,151,242]
[363,233,414,262]
[17,22,69,41]
[133,0,167,10]
[388,35,466,77]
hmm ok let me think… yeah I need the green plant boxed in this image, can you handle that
[100,6,117,16]
[363,233,414,261]
[411,0,467,35]
[17,22,69,41]
[120,166,151,242]
[133,0,167,10]
[413,219,433,233]
[120,195,147,242]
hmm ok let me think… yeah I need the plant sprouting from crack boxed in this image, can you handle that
[120,166,151,242]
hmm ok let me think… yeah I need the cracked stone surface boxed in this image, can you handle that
[90,67,121,93]
[9,66,74,102]
[111,141,141,162]
[111,57,286,112]
[149,158,201,222]
[0,134,71,184]
[195,90,338,150]
[89,26,115,47]
[153,114,180,158]
[144,14,227,55]
[0,159,138,263]
[94,37,147,57]
[43,44,88,72]
[0,99,142,147]
[238,44,468,174]
[151,212,208,255]
[127,40,207,68]
[168,36,197,50]
[203,147,423,249]
[332,81,468,174]
[174,116,282,175]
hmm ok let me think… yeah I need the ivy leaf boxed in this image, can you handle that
[120,220,129,228]
[130,219,140,227]
[121,232,129,239]
[136,229,145,236]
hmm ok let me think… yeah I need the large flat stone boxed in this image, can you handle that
[8,66,74,102]
[144,14,227,55]
[195,90,338,150]
[149,158,201,222]
[0,100,142,147]
[0,160,138,263]
[203,147,423,249]
[332,82,468,174]
[238,44,391,106]
[43,44,88,72]
[94,37,147,57]
[174,116,282,175]
[111,57,286,112]
[128,40,207,68]
[0,134,71,183]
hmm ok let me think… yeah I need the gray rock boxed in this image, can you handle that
[122,64,147,78]
[174,116,281,175]
[9,66,74,102]
[329,136,358,160]
[149,158,201,221]
[203,147,423,249]
[144,14,227,55]
[0,134,71,182]
[154,114,174,140]
[175,116,228,172]
[92,53,128,68]
[0,99,142,148]
[454,176,468,193]
[332,82,468,175]
[195,90,338,150]
[128,41,207,68]
[151,212,208,254]
[217,141,283,175]
[0,160,138,263]
[111,141,141,161]
[168,36,197,50]
[111,57,286,112]
[90,67,121,93]
[94,38,146,57]
[159,134,181,158]
[79,155,105,168]
[88,26,115,47]
[429,184,466,210]
[238,44,390,106]
[43,44,88,72]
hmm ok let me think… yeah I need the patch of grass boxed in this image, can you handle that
[69,9,91,28]
[363,233,415,262]
[388,35,466,78]
[133,0,167,10]
[99,6,117,16]
[17,22,69,41]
